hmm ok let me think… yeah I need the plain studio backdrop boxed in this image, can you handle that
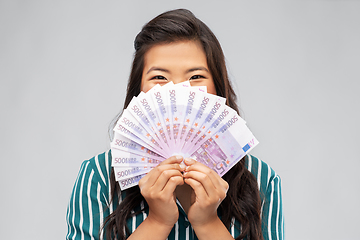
[1,1,359,239]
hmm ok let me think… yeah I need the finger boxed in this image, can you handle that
[161,175,184,196]
[183,157,196,166]
[159,155,184,165]
[184,158,216,180]
[184,159,227,190]
[184,159,219,186]
[183,170,216,198]
[152,169,183,192]
[183,177,208,201]
[140,158,185,189]
[185,162,229,199]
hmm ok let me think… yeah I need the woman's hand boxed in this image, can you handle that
[138,155,185,228]
[182,158,229,227]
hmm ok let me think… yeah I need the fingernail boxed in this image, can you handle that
[179,164,186,171]
[184,158,194,164]
[175,155,183,160]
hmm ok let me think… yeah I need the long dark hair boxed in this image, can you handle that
[104,9,263,240]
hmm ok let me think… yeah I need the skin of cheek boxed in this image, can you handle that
[140,81,149,93]
[140,78,158,93]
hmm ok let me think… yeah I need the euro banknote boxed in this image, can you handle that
[111,83,258,190]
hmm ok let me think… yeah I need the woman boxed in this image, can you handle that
[66,9,283,240]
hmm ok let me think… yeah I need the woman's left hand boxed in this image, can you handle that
[182,158,229,227]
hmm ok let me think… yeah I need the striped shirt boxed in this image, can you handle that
[66,150,284,240]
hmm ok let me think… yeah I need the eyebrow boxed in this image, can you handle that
[186,67,209,73]
[146,67,169,74]
[146,66,209,74]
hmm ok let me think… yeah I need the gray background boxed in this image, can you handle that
[1,1,359,239]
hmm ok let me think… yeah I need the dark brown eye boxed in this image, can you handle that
[190,75,205,80]
[151,75,167,80]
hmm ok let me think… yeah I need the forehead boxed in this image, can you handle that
[143,40,208,68]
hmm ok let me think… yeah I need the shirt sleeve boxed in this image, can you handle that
[261,174,284,240]
[66,159,111,240]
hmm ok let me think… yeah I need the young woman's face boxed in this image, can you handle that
[141,40,216,94]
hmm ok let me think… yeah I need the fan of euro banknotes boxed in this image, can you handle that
[110,81,259,190]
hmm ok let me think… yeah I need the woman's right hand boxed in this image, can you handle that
[138,155,185,228]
